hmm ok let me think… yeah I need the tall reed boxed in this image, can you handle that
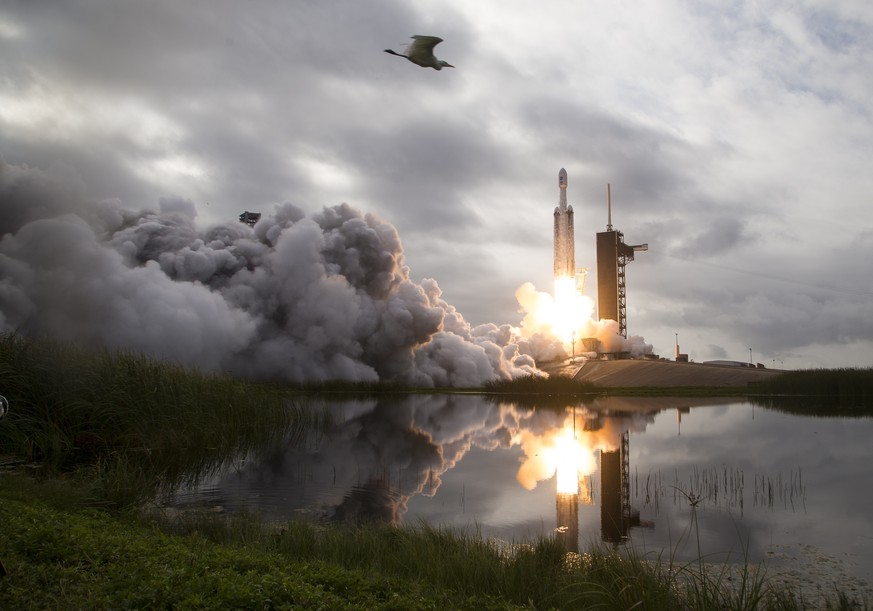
[749,368,873,407]
[0,333,322,507]
[145,507,858,610]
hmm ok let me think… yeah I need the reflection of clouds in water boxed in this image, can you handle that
[207,396,660,525]
[175,398,873,588]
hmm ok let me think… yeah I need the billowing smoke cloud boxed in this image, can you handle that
[0,161,546,386]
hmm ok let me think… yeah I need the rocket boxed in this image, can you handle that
[553,168,575,279]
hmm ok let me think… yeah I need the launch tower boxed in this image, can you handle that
[595,185,647,338]
[553,168,575,279]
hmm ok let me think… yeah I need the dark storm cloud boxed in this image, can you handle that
[2,0,872,368]
[516,95,697,208]
[5,1,400,91]
[339,118,501,233]
[672,216,754,258]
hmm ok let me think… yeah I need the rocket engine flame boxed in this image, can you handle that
[515,278,600,356]
[515,276,653,360]
[552,275,592,348]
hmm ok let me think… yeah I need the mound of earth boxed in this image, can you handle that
[543,359,785,388]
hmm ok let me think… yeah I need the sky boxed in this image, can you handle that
[1,0,872,373]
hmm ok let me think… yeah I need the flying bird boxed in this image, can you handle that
[384,35,454,70]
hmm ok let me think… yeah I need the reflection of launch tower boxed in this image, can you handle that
[554,169,575,279]
[595,186,647,338]
[600,431,651,543]
[600,431,630,543]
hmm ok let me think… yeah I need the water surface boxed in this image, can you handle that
[161,394,873,582]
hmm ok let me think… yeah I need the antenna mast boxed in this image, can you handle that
[607,184,613,231]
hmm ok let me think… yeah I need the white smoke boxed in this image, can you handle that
[0,160,544,386]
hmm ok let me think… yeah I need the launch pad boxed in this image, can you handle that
[551,170,647,354]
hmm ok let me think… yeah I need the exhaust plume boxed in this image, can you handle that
[0,161,545,386]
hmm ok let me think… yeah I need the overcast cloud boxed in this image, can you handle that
[1,0,872,370]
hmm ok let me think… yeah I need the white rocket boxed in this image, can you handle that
[553,168,575,279]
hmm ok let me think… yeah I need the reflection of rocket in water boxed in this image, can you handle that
[555,474,592,553]
[553,408,593,553]
[556,491,579,552]
[553,168,575,280]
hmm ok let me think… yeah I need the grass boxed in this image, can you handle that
[0,333,325,508]
[748,368,873,417]
[749,367,873,397]
[3,473,866,610]
[636,466,807,514]
[2,335,871,609]
[0,487,518,610]
[482,374,604,409]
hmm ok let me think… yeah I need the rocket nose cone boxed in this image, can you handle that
[559,168,567,187]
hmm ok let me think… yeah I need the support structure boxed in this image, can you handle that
[595,185,647,338]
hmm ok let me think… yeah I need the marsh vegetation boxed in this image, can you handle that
[1,335,870,609]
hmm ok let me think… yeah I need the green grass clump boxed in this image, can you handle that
[0,491,518,610]
[482,374,601,409]
[144,507,845,611]
[0,333,323,508]
[749,367,873,398]
[749,368,873,416]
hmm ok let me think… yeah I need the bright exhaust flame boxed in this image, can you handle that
[515,273,652,360]
[515,276,597,355]
[553,276,588,347]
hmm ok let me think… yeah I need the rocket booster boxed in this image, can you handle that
[553,168,575,279]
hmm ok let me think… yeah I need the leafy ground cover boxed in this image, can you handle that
[0,486,519,610]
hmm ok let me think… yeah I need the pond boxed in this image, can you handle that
[160,394,873,585]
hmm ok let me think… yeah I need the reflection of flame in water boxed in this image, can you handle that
[516,412,599,493]
[554,426,594,493]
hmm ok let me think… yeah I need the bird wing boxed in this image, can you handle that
[407,35,443,55]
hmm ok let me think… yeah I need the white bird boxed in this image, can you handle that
[384,35,454,70]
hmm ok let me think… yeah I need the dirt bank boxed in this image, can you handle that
[544,359,785,388]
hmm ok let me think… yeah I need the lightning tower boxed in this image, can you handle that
[553,168,575,279]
